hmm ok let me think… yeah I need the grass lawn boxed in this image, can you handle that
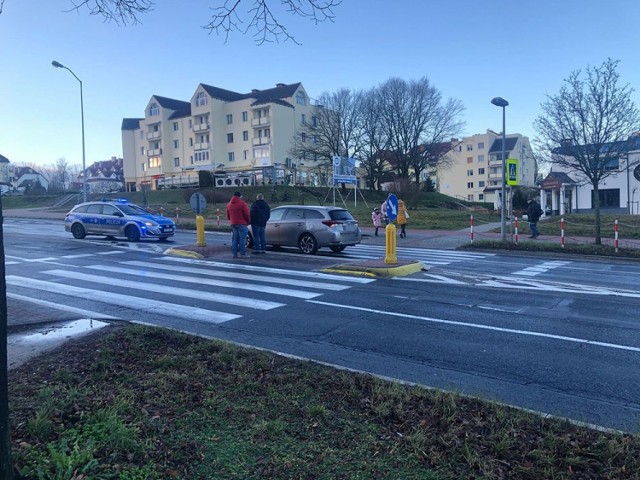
[9,324,640,479]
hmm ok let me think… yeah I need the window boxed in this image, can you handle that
[173,122,179,131]
[149,157,161,168]
[174,157,180,167]
[301,113,306,124]
[195,92,207,106]
[243,150,248,160]
[243,130,249,141]
[478,155,485,162]
[173,140,179,149]
[467,169,473,176]
[139,131,144,139]
[467,144,473,151]
[227,133,234,143]
[478,142,484,149]
[296,92,306,105]
[141,162,146,172]
[140,147,145,155]
[479,194,484,200]
[467,157,473,163]
[593,188,620,208]
[242,111,248,122]
[467,182,474,188]
[188,119,192,128]
[226,114,233,125]
[606,158,621,170]
[301,133,307,142]
[479,181,485,187]
[148,103,159,116]
[312,116,317,127]
[228,152,235,162]
[467,194,474,201]
[194,151,209,162]
[478,168,485,175]
[189,138,193,147]
[190,155,193,164]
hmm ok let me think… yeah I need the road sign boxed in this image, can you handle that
[506,158,519,186]
[189,192,207,214]
[386,194,398,221]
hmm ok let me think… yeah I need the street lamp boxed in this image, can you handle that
[491,96,509,241]
[52,60,87,202]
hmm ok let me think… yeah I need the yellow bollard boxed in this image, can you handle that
[384,223,397,264]
[196,215,206,247]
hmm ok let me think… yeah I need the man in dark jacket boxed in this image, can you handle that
[226,191,251,257]
[250,193,270,254]
[526,198,543,238]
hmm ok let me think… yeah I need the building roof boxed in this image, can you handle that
[200,82,302,105]
[151,96,191,119]
[488,137,519,153]
[0,154,10,163]
[200,84,246,102]
[540,171,576,189]
[121,118,143,130]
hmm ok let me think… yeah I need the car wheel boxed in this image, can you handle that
[125,225,141,242]
[330,245,346,253]
[246,232,254,249]
[298,233,318,254]
[71,223,86,239]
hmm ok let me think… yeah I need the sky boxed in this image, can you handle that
[2,0,640,169]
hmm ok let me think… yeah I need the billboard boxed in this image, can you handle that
[332,156,357,185]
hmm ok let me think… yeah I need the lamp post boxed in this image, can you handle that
[52,60,87,202]
[491,96,509,241]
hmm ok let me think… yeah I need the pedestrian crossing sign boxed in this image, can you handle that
[506,158,519,186]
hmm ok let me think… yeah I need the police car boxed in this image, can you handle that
[64,199,176,242]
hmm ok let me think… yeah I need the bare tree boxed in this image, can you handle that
[358,88,393,191]
[55,157,71,193]
[376,77,465,184]
[289,88,365,185]
[534,58,640,244]
[31,0,338,44]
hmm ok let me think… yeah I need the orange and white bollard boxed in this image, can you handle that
[514,216,519,245]
[614,219,619,253]
[216,208,221,228]
[561,217,565,248]
[159,206,165,216]
[175,207,180,224]
[470,214,474,243]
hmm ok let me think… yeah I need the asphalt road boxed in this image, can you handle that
[4,218,640,432]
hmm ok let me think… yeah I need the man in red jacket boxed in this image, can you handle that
[226,191,251,258]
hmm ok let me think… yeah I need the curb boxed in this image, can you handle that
[322,260,428,278]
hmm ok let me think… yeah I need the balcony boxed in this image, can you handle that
[193,123,210,132]
[147,148,162,156]
[194,142,209,150]
[147,131,161,139]
[251,117,271,127]
[252,137,270,146]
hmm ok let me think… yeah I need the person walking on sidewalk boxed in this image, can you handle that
[250,193,270,254]
[526,198,543,238]
[397,199,409,238]
[227,191,251,258]
[371,207,383,236]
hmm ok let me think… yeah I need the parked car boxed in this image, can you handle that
[247,205,361,254]
[64,199,176,242]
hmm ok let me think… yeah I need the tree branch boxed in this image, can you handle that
[67,0,154,25]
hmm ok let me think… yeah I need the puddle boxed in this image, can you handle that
[8,319,110,370]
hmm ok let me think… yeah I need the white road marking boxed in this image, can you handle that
[512,261,570,277]
[306,300,640,353]
[8,293,120,319]
[123,260,352,291]
[43,269,286,309]
[7,276,240,323]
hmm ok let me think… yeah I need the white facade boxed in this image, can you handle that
[541,151,640,215]
[436,130,536,207]
[121,83,314,191]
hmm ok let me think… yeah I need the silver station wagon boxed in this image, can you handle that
[248,205,361,254]
[64,199,176,242]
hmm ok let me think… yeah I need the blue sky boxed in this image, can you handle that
[2,0,640,168]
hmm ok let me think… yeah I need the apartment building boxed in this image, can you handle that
[436,130,536,207]
[121,82,314,191]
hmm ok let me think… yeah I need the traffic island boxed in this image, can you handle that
[321,258,428,278]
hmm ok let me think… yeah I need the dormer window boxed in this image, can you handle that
[296,92,306,105]
[149,103,159,116]
[195,92,208,107]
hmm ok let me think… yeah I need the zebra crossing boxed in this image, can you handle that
[321,244,495,266]
[6,254,375,325]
